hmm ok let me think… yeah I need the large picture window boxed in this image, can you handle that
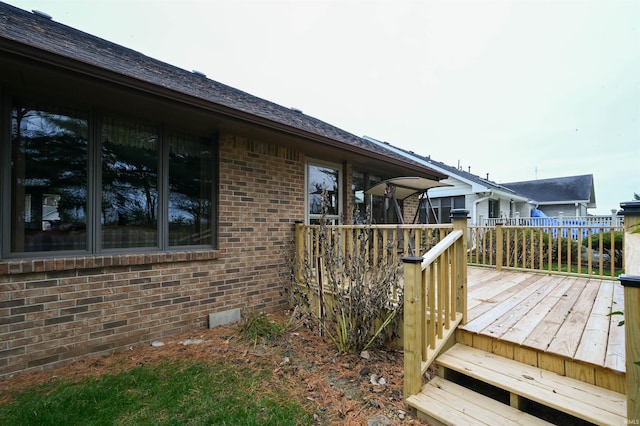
[5,99,216,257]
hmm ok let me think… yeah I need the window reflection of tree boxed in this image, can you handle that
[8,103,214,253]
[10,105,88,252]
[168,132,212,246]
[309,165,338,216]
[101,117,158,248]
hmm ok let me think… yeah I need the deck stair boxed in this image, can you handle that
[406,343,627,426]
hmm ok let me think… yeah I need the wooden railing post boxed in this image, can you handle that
[495,222,504,271]
[619,201,640,423]
[402,255,424,399]
[294,223,305,282]
[451,209,469,324]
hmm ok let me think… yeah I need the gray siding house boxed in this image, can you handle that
[502,174,596,217]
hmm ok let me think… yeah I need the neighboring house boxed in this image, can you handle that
[0,3,447,376]
[501,174,596,217]
[420,158,535,225]
[364,136,596,225]
[362,138,534,225]
[362,138,599,224]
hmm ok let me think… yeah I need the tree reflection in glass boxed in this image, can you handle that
[10,104,88,252]
[168,132,212,246]
[308,165,339,215]
[101,117,158,248]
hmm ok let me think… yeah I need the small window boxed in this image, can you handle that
[489,199,500,219]
[453,195,465,209]
[307,161,341,224]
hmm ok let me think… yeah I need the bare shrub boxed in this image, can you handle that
[281,191,403,353]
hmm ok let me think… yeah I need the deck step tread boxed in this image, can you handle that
[436,343,626,426]
[407,376,554,426]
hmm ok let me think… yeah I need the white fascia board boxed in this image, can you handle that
[430,167,489,189]
[428,177,472,197]
[538,200,589,205]
[494,190,532,203]
[428,178,532,204]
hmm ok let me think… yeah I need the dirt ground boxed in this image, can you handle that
[0,311,429,425]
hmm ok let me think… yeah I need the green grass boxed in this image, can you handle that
[0,359,313,426]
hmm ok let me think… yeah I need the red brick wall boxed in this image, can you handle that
[403,194,421,223]
[217,135,305,310]
[0,133,305,376]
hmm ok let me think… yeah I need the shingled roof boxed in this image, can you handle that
[413,155,520,195]
[362,136,525,197]
[502,174,595,205]
[0,2,446,180]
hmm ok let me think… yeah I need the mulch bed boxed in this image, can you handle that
[0,311,428,425]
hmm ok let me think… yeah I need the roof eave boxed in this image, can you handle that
[0,37,445,180]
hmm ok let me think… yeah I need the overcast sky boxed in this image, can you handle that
[5,0,639,214]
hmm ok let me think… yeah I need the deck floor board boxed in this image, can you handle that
[605,282,626,371]
[481,274,562,339]
[574,280,614,366]
[547,281,601,358]
[464,274,552,334]
[500,276,574,345]
[465,273,542,327]
[462,267,625,373]
[523,276,584,351]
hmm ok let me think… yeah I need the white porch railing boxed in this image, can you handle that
[483,214,623,228]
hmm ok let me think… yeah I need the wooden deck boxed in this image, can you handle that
[458,266,626,393]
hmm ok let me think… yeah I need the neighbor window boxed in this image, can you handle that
[489,199,500,219]
[5,99,216,257]
[423,196,465,223]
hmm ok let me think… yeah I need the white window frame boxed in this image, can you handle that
[305,159,342,225]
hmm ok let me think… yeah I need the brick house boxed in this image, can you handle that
[0,3,446,375]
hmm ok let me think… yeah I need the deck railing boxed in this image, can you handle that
[293,205,639,416]
[295,218,624,284]
[401,210,468,399]
[618,201,640,421]
[469,221,624,279]
[294,223,454,281]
